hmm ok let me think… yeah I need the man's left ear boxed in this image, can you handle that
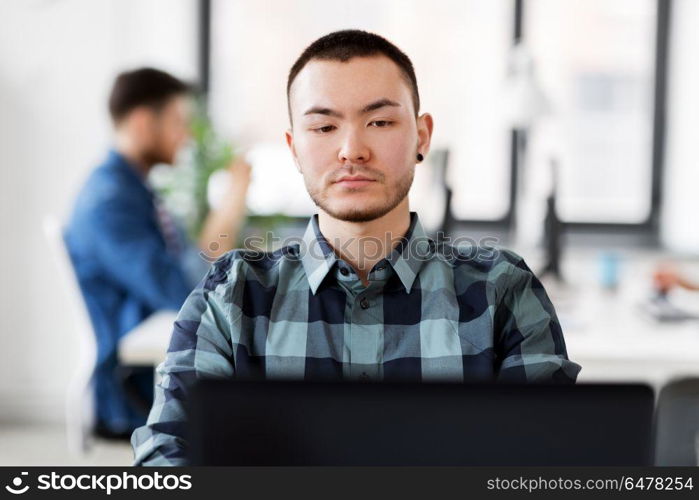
[284,128,302,173]
[416,113,434,159]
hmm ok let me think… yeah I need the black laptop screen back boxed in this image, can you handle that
[187,380,653,466]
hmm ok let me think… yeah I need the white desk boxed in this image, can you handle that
[542,249,699,391]
[118,310,178,366]
[563,297,699,390]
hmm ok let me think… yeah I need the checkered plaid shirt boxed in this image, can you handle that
[132,212,581,465]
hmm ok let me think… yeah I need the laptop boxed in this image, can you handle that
[186,380,654,466]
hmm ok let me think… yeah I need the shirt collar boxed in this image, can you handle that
[300,212,431,295]
[106,149,155,198]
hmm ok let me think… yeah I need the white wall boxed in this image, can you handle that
[661,0,699,253]
[0,0,197,422]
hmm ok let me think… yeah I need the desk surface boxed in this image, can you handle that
[542,249,699,388]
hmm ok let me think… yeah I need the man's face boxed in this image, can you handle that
[144,94,191,165]
[286,55,432,223]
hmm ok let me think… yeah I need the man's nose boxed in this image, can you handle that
[337,127,370,164]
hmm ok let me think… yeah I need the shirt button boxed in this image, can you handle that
[360,297,370,309]
[340,267,349,276]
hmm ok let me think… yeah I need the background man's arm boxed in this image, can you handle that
[198,158,252,260]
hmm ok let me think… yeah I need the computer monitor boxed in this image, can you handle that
[186,380,654,466]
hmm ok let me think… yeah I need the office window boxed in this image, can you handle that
[524,0,657,223]
[209,0,514,222]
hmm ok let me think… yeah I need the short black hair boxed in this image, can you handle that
[286,30,420,123]
[108,67,190,123]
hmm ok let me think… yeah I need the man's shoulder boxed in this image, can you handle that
[202,244,302,291]
[71,160,148,215]
[433,243,529,281]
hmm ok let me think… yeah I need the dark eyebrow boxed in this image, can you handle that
[302,98,401,119]
[361,98,401,114]
[303,106,343,118]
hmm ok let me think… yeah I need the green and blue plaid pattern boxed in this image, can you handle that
[132,212,581,465]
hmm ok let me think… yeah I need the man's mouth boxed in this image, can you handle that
[334,175,376,188]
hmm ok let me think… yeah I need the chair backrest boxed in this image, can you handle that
[42,215,97,453]
[42,215,96,359]
[654,377,699,465]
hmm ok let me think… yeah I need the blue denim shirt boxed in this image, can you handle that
[65,150,204,433]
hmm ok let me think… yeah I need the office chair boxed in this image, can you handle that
[42,215,97,455]
[654,377,699,465]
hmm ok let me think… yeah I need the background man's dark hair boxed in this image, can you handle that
[108,67,190,124]
[286,30,420,124]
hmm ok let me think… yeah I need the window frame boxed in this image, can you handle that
[518,0,670,246]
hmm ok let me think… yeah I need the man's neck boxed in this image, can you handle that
[318,200,411,285]
[114,137,153,178]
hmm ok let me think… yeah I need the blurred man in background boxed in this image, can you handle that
[65,68,251,438]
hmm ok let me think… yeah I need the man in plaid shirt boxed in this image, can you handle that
[132,29,581,466]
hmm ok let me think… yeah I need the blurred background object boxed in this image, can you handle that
[654,378,699,465]
[2,0,699,465]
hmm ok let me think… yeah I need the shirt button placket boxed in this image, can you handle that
[350,294,374,380]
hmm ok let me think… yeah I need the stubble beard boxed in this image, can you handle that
[304,166,415,223]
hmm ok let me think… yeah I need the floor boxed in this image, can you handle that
[0,422,133,466]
